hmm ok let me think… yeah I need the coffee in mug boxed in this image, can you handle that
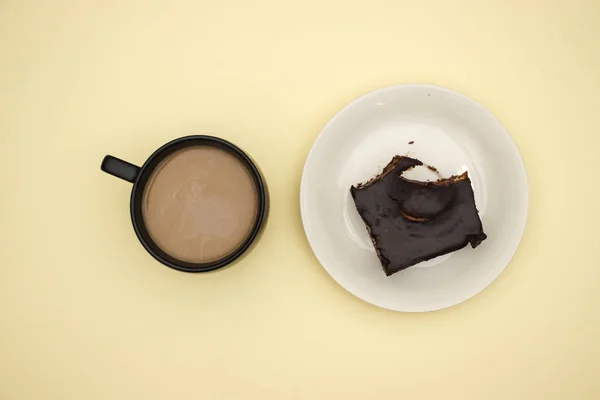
[142,146,258,263]
[101,136,268,272]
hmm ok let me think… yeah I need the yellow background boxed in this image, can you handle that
[1,0,599,398]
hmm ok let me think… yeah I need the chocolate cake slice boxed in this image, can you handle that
[350,156,487,276]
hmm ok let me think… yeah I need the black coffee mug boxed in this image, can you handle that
[101,135,268,272]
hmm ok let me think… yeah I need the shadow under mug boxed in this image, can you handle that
[101,135,269,272]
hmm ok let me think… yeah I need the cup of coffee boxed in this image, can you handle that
[101,135,268,272]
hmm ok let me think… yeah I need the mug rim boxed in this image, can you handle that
[129,135,268,272]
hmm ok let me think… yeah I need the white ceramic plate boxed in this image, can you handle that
[300,84,528,312]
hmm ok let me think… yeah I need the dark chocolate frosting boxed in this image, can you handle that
[350,156,487,276]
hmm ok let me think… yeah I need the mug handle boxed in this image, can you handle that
[101,155,140,183]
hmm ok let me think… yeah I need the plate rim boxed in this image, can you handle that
[299,83,529,312]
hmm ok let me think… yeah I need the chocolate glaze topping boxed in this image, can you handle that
[350,156,487,276]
